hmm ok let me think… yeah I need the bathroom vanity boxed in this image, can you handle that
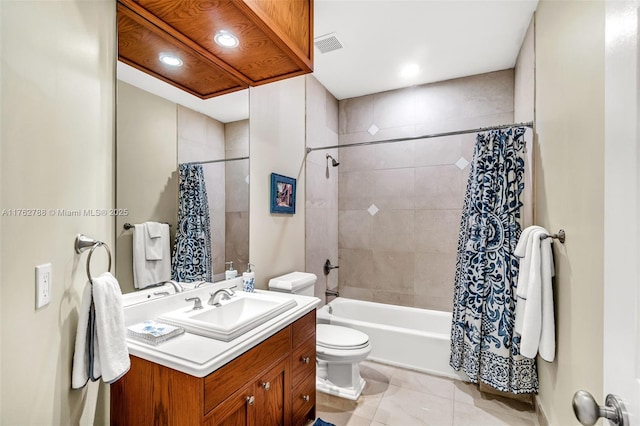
[111,284,319,426]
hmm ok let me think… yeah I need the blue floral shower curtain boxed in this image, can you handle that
[449,127,538,394]
[171,163,213,282]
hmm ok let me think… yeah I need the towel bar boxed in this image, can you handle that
[540,229,566,244]
[123,222,171,230]
[75,234,112,285]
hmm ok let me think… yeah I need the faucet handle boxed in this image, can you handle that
[185,297,203,310]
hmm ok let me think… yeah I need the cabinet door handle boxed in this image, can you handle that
[301,356,310,364]
[302,395,310,402]
[261,381,271,390]
[246,395,255,405]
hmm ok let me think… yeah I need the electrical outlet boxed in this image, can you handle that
[35,263,52,309]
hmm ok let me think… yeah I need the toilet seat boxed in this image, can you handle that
[316,324,370,351]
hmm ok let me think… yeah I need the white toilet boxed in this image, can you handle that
[269,272,372,400]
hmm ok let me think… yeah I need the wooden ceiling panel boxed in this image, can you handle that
[117,0,313,98]
[122,0,311,83]
[118,6,247,99]
[243,0,312,59]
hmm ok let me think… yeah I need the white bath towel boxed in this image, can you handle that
[144,222,166,261]
[133,223,171,289]
[514,226,556,362]
[72,273,130,388]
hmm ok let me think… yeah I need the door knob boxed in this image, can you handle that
[572,390,627,426]
[261,381,270,390]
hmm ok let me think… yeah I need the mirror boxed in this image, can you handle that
[115,62,249,294]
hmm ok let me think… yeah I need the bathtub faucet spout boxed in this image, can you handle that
[325,288,339,299]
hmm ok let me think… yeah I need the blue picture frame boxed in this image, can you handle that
[270,173,296,214]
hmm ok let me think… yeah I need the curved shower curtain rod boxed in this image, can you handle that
[305,121,534,153]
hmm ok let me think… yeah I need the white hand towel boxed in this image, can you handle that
[133,224,171,289]
[71,283,92,389]
[144,222,165,261]
[71,273,130,388]
[91,272,130,383]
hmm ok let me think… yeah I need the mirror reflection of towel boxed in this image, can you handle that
[133,223,171,289]
[144,222,166,260]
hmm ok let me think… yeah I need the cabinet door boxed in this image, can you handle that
[205,384,255,426]
[254,359,290,426]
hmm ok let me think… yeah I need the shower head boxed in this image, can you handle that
[326,154,340,167]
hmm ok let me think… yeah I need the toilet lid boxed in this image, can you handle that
[316,324,369,350]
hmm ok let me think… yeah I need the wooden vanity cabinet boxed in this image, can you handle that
[111,310,316,426]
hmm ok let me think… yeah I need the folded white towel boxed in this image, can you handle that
[514,226,556,362]
[72,273,130,388]
[144,222,165,261]
[133,224,171,289]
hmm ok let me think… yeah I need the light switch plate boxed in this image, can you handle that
[35,263,52,309]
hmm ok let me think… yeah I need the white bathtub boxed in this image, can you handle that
[317,297,468,381]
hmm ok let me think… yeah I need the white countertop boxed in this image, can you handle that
[122,278,321,378]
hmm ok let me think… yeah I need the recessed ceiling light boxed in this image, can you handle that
[159,54,183,67]
[214,30,239,48]
[400,63,419,78]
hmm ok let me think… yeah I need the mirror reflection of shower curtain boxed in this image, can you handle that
[171,163,213,282]
[449,127,538,394]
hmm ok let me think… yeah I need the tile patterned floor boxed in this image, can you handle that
[313,361,539,426]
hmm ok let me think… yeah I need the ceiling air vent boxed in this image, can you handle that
[314,33,343,54]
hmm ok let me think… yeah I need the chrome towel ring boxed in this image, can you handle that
[74,234,112,285]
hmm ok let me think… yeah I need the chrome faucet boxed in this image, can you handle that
[163,280,184,293]
[185,297,203,310]
[208,288,235,306]
[153,291,170,297]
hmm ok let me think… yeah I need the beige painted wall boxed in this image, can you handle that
[115,82,178,293]
[535,1,605,424]
[249,77,306,288]
[514,18,535,231]
[1,1,115,424]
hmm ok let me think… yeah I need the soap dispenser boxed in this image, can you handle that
[242,263,255,292]
[225,261,237,280]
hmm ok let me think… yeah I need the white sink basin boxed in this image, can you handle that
[157,292,297,341]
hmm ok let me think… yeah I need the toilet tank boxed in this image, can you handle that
[268,272,317,296]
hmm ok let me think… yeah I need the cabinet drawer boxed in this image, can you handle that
[292,334,315,387]
[204,327,291,414]
[292,375,316,426]
[292,310,316,344]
